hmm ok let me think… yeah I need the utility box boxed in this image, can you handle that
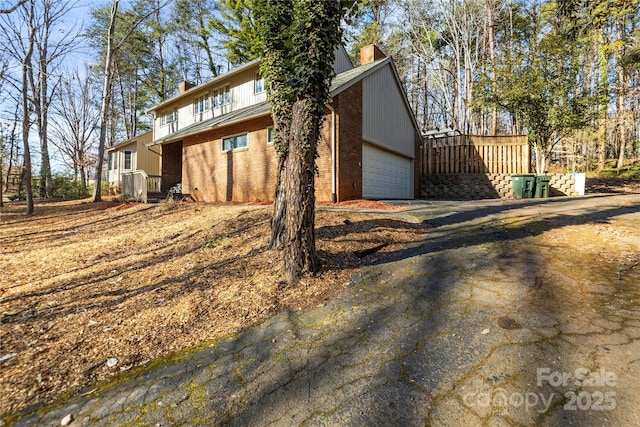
[535,175,551,198]
[512,174,536,198]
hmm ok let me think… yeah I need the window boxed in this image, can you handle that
[161,110,177,126]
[267,127,274,144]
[124,151,132,170]
[212,86,231,108]
[108,152,118,170]
[193,95,210,114]
[222,134,248,151]
[255,74,265,94]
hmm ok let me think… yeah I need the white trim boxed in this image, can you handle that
[222,132,248,152]
[254,74,265,95]
[266,127,274,145]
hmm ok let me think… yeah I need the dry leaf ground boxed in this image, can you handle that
[0,199,427,416]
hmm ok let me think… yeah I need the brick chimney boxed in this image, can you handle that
[360,44,386,65]
[179,80,196,93]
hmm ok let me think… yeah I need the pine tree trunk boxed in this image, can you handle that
[272,99,320,283]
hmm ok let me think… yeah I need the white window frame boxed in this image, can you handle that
[255,74,265,94]
[213,86,231,108]
[124,150,132,170]
[160,110,178,127]
[267,127,274,144]
[222,133,248,152]
[193,94,210,115]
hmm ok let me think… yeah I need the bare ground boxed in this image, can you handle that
[1,176,638,417]
[0,199,427,416]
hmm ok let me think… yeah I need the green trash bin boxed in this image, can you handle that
[512,174,536,199]
[535,175,551,198]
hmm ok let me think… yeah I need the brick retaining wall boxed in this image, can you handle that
[421,173,584,200]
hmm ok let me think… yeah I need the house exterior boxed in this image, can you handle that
[145,45,422,203]
[106,131,161,198]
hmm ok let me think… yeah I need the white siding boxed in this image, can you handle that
[362,65,415,158]
[152,51,352,142]
[154,67,267,141]
[107,154,119,184]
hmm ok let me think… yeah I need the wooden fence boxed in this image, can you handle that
[421,134,530,175]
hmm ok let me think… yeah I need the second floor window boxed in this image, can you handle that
[194,95,210,114]
[161,110,177,126]
[255,74,265,94]
[213,86,231,108]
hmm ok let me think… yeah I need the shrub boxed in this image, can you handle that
[115,193,131,203]
[51,176,91,199]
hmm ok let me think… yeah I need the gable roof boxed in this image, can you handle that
[107,131,153,152]
[330,57,389,96]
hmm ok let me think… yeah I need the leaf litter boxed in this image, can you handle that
[0,198,427,416]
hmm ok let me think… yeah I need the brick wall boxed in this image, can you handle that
[180,112,339,203]
[161,142,182,192]
[421,173,584,199]
[316,112,334,202]
[182,115,276,202]
[333,81,363,201]
[174,82,371,203]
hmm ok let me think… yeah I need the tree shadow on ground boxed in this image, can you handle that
[6,196,639,425]
[203,196,639,425]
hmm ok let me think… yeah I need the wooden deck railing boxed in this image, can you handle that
[122,171,161,203]
[421,134,530,175]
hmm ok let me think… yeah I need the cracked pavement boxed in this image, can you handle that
[6,194,640,426]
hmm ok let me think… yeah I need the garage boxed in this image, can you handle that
[362,144,412,199]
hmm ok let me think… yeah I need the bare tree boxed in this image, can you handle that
[172,0,221,82]
[50,67,100,185]
[92,0,118,203]
[28,0,79,197]
[0,57,6,207]
[91,0,170,202]
[404,0,486,133]
[0,0,27,14]
[21,0,35,214]
[0,0,35,213]
[0,109,21,193]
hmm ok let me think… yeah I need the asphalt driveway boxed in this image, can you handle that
[7,194,640,427]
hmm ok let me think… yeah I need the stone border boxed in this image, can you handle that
[420,173,585,200]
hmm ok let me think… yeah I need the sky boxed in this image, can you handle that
[0,0,102,174]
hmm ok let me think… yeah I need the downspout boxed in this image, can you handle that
[327,104,337,203]
[145,111,162,156]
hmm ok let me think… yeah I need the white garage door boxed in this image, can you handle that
[362,144,412,199]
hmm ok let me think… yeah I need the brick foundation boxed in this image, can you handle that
[421,173,584,199]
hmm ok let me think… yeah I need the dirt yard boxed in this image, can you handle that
[0,199,427,416]
[1,177,638,418]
